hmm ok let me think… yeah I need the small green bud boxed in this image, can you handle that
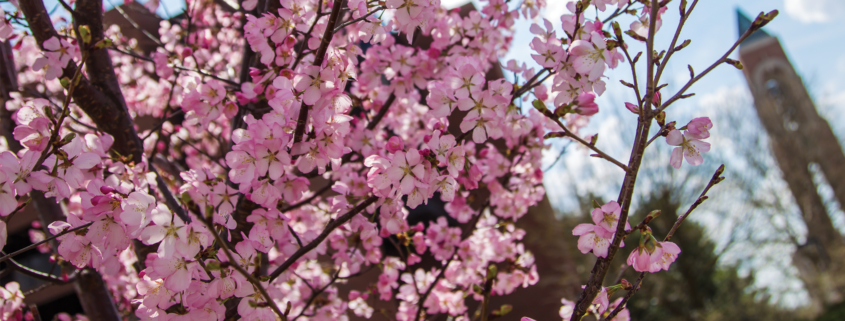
[725,58,743,70]
[93,38,113,50]
[487,264,498,279]
[60,133,76,145]
[532,99,547,113]
[79,25,92,44]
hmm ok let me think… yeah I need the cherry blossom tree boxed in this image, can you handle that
[0,0,776,320]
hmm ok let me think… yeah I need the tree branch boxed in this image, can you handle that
[570,0,661,318]
[268,195,378,281]
[200,216,287,321]
[291,0,345,146]
[601,165,724,321]
[0,222,93,265]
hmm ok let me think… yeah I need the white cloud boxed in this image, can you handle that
[784,0,845,23]
[542,0,575,22]
[440,0,472,9]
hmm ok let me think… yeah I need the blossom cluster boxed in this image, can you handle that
[0,0,719,320]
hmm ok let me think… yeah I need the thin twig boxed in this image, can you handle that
[291,0,346,151]
[200,216,287,321]
[655,11,762,114]
[601,165,724,321]
[269,196,379,281]
[108,47,239,85]
[366,93,396,130]
[0,222,94,264]
[332,7,385,33]
[570,0,661,318]
[104,0,164,47]
[280,183,334,213]
[549,118,629,172]
[4,256,75,284]
[414,203,488,321]
[653,0,699,88]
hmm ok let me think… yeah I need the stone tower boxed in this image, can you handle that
[736,9,845,313]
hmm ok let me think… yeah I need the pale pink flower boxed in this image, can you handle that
[572,223,613,258]
[570,34,609,81]
[666,129,711,169]
[685,117,713,139]
[649,241,681,272]
[139,204,188,259]
[13,117,51,151]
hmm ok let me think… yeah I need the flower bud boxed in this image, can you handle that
[625,102,640,114]
[100,186,115,194]
[574,92,598,116]
[620,279,633,290]
[181,47,193,58]
[79,25,92,44]
[652,91,662,107]
[423,134,432,143]
[386,136,404,153]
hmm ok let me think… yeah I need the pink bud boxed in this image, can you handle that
[32,220,42,228]
[419,149,431,157]
[624,102,640,114]
[181,47,193,58]
[279,69,294,79]
[534,84,548,101]
[91,195,108,205]
[349,290,361,300]
[249,67,262,78]
[433,122,446,132]
[427,48,441,59]
[49,256,56,263]
[478,148,489,158]
[138,270,146,278]
[652,91,662,107]
[235,92,250,105]
[413,222,425,232]
[468,164,483,182]
[685,117,712,139]
[407,253,422,265]
[423,134,432,143]
[574,92,599,116]
[386,136,404,153]
[533,168,543,181]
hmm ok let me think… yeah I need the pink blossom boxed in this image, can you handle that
[591,200,630,232]
[572,223,613,258]
[649,241,681,272]
[12,117,51,151]
[666,129,711,169]
[685,117,713,139]
[574,92,599,116]
[570,34,609,81]
[630,6,668,39]
[626,245,655,272]
[386,136,405,153]
[624,102,639,114]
